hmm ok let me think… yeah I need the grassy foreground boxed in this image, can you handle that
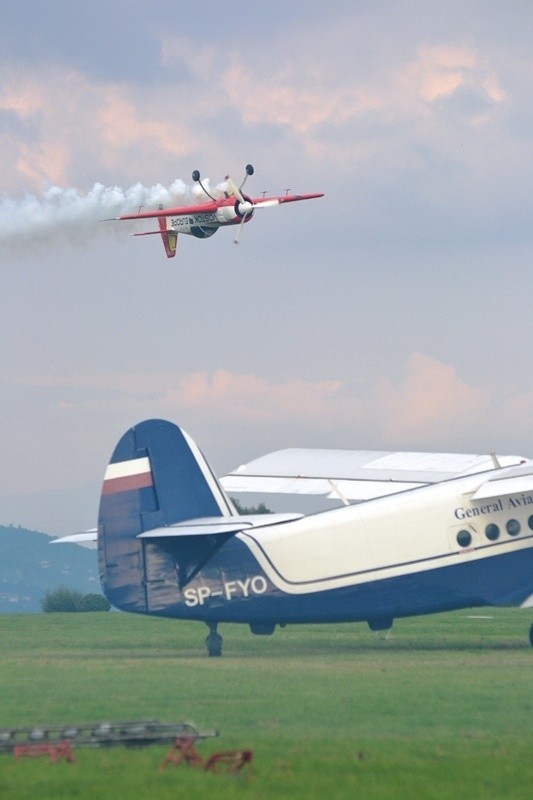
[0,610,531,799]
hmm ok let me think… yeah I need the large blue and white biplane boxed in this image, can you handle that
[59,419,533,655]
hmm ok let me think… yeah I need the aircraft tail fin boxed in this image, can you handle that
[97,419,235,611]
[159,216,178,258]
[131,219,178,257]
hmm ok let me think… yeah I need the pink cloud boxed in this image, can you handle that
[9,356,533,451]
[373,353,488,443]
[0,27,512,194]
[402,43,507,113]
[6,369,346,425]
[0,66,198,192]
[167,370,344,423]
[98,88,193,159]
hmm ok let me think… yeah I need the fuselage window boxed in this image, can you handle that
[485,523,500,541]
[528,515,533,531]
[456,529,472,548]
[506,519,521,536]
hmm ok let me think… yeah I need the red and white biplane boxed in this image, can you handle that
[113,165,324,258]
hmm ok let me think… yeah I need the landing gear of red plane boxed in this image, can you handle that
[205,622,223,657]
[191,164,255,203]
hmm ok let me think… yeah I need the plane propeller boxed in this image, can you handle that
[193,164,259,244]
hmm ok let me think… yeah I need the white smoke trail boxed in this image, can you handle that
[0,178,222,250]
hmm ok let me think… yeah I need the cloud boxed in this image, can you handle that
[5,353,533,499]
[401,43,508,134]
[7,369,345,424]
[97,86,194,163]
[0,24,512,196]
[7,354,533,451]
[0,64,201,193]
[220,58,374,136]
[372,353,488,444]
[167,370,344,423]
[195,38,508,166]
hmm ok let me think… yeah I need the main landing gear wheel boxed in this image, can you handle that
[529,623,533,648]
[205,623,223,657]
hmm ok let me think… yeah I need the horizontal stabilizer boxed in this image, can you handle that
[51,529,97,544]
[137,512,302,539]
[222,448,526,502]
[130,223,178,257]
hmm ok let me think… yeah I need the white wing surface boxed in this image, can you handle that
[221,449,526,503]
[470,460,533,500]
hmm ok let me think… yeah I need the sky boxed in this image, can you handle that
[1,0,533,534]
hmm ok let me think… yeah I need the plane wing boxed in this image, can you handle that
[51,515,303,545]
[52,450,531,548]
[470,460,533,500]
[117,201,219,221]
[221,449,527,503]
[115,193,323,221]
[251,192,324,208]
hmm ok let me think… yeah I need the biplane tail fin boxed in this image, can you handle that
[97,419,235,610]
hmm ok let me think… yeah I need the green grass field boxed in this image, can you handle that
[0,609,531,799]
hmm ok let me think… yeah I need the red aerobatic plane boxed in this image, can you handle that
[113,164,324,258]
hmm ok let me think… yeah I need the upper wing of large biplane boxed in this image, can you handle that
[221,449,528,504]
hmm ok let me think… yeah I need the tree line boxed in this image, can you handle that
[41,587,111,612]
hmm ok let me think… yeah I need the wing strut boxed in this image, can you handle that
[327,480,350,506]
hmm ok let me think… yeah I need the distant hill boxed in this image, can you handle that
[0,525,100,613]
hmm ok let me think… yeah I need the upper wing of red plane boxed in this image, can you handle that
[117,200,219,221]
[116,192,324,222]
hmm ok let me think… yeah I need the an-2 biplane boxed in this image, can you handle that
[55,419,533,656]
[114,165,324,258]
